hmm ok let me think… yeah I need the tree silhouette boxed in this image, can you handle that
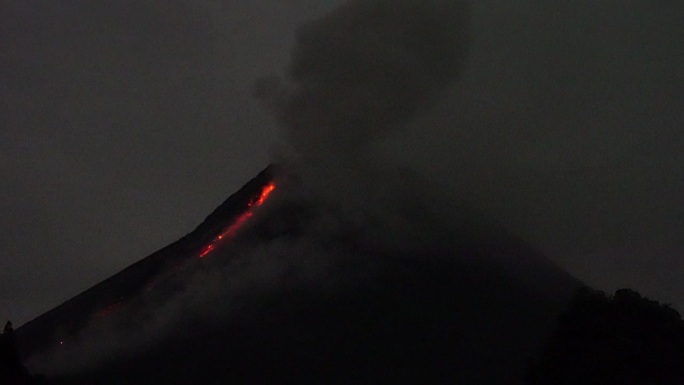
[527,288,684,385]
[1,320,38,384]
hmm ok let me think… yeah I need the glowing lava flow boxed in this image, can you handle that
[251,183,275,207]
[199,182,276,258]
[76,181,276,341]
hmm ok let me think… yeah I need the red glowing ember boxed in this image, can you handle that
[199,182,276,258]
[199,244,215,258]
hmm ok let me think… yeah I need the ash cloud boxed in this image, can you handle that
[256,0,469,170]
[254,0,473,259]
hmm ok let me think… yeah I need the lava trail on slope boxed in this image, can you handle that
[16,166,279,359]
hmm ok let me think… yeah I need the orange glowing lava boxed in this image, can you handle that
[198,182,275,258]
[251,183,276,207]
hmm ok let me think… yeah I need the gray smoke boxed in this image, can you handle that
[253,0,475,260]
[257,0,469,171]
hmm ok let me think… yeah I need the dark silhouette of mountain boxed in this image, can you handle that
[16,165,582,385]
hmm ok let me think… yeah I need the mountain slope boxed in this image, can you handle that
[17,165,582,384]
[15,166,278,359]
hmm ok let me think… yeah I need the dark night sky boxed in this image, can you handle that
[1,0,683,326]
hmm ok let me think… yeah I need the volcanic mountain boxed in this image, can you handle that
[16,165,582,385]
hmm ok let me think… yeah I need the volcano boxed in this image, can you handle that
[16,165,582,385]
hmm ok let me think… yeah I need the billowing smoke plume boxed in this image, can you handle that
[257,0,469,170]
[254,0,473,256]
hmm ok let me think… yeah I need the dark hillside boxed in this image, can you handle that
[17,166,582,384]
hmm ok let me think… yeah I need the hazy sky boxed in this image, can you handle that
[2,0,683,326]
